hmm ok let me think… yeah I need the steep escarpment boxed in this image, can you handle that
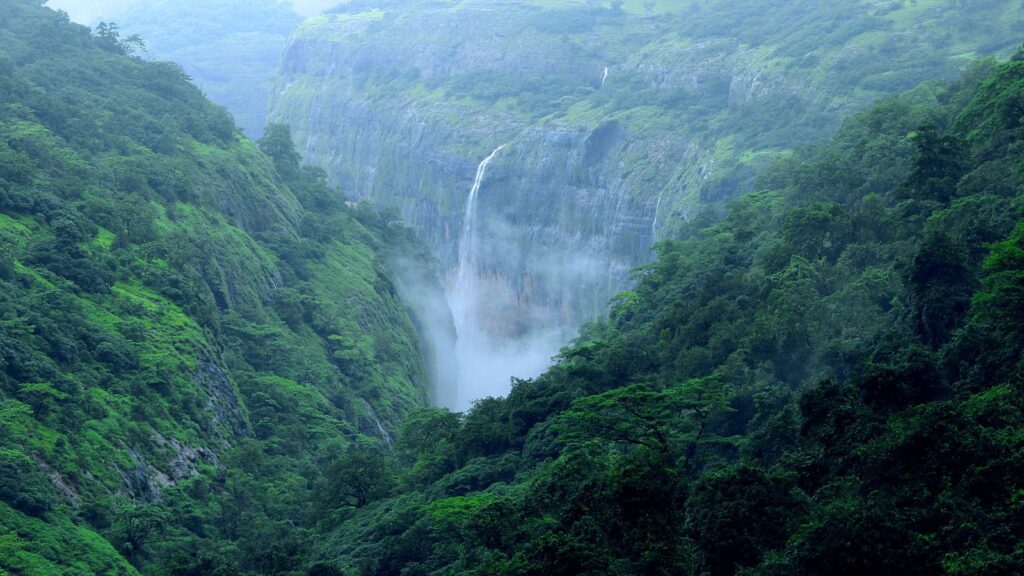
[0,3,442,573]
[269,0,1023,402]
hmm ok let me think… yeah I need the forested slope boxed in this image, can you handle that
[0,2,441,574]
[306,56,1024,575]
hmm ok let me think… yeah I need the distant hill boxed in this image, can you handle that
[117,0,302,138]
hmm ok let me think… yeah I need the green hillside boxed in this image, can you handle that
[0,2,440,574]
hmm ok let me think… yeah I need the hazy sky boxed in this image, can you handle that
[46,0,137,23]
[45,0,339,24]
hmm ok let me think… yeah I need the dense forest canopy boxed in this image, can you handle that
[0,1,1023,575]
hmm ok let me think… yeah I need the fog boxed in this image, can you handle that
[46,0,137,23]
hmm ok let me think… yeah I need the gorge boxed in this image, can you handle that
[4,1,1024,574]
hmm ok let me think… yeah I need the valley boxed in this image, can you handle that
[1,1,1023,574]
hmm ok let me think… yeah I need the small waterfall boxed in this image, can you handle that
[651,194,663,242]
[601,66,609,88]
[361,399,393,447]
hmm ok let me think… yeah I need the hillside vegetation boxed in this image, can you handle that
[0,2,440,574]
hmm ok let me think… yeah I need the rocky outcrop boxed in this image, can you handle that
[196,359,249,441]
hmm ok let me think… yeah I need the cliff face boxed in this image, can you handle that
[268,0,1022,401]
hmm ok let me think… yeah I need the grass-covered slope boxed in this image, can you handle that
[0,2,438,574]
[308,56,1024,575]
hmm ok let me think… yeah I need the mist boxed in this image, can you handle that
[45,0,336,24]
[387,255,460,411]
[441,142,613,411]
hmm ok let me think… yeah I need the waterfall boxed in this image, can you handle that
[449,143,510,409]
[601,66,609,88]
[448,142,568,411]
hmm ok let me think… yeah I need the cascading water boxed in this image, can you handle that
[361,398,394,447]
[449,144,511,410]
[601,66,609,88]
[449,142,565,410]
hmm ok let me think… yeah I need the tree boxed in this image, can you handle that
[910,232,972,347]
[258,124,302,180]
[559,375,734,471]
[120,34,146,56]
[458,397,513,459]
[971,222,1024,341]
[109,500,168,560]
[167,539,240,576]
[396,408,461,486]
[93,22,146,56]
[17,382,67,418]
[856,335,946,412]
[903,124,964,203]
[322,450,396,508]
[93,21,120,47]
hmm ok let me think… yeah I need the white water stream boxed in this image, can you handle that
[652,194,663,242]
[361,398,393,447]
